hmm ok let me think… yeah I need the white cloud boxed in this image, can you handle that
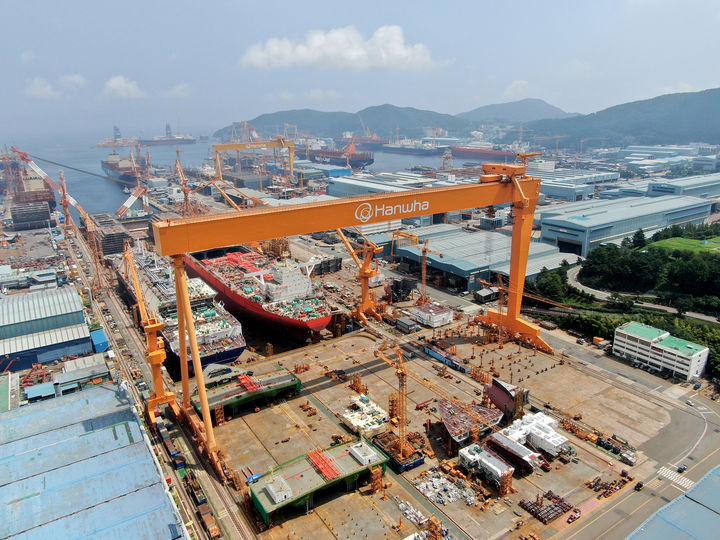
[502,79,529,100]
[20,51,34,64]
[661,82,693,94]
[166,83,190,98]
[242,25,436,71]
[25,77,59,99]
[102,75,145,98]
[60,74,87,88]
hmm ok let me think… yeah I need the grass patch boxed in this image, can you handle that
[648,236,720,252]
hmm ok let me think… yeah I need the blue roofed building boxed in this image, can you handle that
[628,465,720,540]
[0,383,187,539]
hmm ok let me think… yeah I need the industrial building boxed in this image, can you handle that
[458,444,514,489]
[0,287,92,370]
[250,440,387,525]
[370,224,569,292]
[0,384,187,539]
[540,181,595,202]
[539,196,711,256]
[613,321,708,381]
[628,464,720,539]
[646,172,720,198]
[527,166,620,185]
[501,412,569,457]
[341,395,388,437]
[408,302,454,327]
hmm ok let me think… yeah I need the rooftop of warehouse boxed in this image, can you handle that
[0,286,84,327]
[649,172,720,188]
[0,323,90,356]
[628,465,720,539]
[658,335,708,355]
[541,195,710,229]
[618,321,669,341]
[527,167,620,182]
[0,384,184,540]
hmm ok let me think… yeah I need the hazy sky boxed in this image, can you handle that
[3,0,719,140]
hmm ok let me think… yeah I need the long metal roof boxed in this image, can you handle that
[0,323,90,356]
[0,287,83,327]
[0,384,185,539]
[628,465,720,539]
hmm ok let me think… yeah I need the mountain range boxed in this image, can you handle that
[214,88,720,147]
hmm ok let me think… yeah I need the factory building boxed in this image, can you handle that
[0,384,187,539]
[617,145,699,159]
[613,321,708,382]
[501,412,569,457]
[0,287,92,371]
[646,172,720,198]
[539,196,711,256]
[528,166,620,185]
[540,181,595,202]
[458,444,514,488]
[408,303,454,327]
[371,224,569,293]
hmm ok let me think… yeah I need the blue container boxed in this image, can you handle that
[90,329,109,352]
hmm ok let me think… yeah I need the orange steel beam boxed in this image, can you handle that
[172,257,191,410]
[153,176,551,352]
[173,255,217,452]
[153,181,538,255]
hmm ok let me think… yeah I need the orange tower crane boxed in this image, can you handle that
[336,227,384,324]
[122,242,178,422]
[115,152,150,217]
[416,239,444,305]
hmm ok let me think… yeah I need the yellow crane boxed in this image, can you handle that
[416,239,444,305]
[336,227,384,324]
[122,242,178,422]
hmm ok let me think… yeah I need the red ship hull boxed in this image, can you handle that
[184,255,333,333]
[450,146,516,161]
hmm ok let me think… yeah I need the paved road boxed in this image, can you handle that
[566,266,717,323]
[542,331,720,540]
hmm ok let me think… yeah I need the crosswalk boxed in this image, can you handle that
[657,466,695,490]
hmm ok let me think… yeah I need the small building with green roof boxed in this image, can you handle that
[613,321,708,381]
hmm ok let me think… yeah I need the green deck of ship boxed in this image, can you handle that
[249,439,387,525]
[190,367,301,416]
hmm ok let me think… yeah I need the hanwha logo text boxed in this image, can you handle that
[355,202,373,223]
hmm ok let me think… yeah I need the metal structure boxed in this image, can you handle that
[336,227,384,324]
[151,157,551,478]
[122,243,177,420]
[11,149,108,294]
[416,239,444,305]
[214,136,295,181]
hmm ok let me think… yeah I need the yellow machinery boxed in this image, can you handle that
[122,243,179,421]
[336,227,384,324]
[150,155,550,477]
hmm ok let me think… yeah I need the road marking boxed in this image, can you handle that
[657,467,695,490]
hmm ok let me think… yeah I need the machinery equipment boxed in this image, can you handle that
[416,239,443,305]
[336,227,384,324]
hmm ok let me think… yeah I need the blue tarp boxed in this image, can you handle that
[90,329,109,352]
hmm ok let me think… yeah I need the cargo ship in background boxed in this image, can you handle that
[308,148,374,169]
[113,247,246,374]
[450,145,516,162]
[381,141,448,156]
[139,123,196,146]
[184,246,334,333]
[97,126,139,148]
[100,151,142,186]
[333,134,388,151]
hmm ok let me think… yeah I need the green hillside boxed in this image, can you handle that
[456,98,571,123]
[523,87,720,148]
[214,104,473,140]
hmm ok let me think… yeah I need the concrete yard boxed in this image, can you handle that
[209,319,707,540]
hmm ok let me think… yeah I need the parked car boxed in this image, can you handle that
[677,464,687,473]
[686,400,695,407]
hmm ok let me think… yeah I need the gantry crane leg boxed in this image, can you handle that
[173,255,217,453]
[172,257,192,410]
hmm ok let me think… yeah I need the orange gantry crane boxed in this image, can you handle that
[122,242,179,420]
[214,136,296,184]
[150,155,552,477]
[336,227,384,324]
[416,239,444,305]
[10,149,108,294]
